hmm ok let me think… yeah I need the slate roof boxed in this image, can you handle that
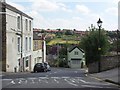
[1,2,33,20]
[33,31,43,40]
[68,46,84,53]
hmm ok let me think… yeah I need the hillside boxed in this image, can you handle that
[46,34,80,45]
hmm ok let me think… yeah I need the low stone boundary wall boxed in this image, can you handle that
[88,55,120,73]
[101,55,120,71]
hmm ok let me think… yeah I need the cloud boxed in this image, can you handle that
[30,0,59,12]
[29,0,72,12]
[105,7,118,16]
[76,5,90,14]
[28,11,51,28]
[7,2,25,11]
[6,0,118,31]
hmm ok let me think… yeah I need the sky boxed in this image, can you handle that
[6,0,119,31]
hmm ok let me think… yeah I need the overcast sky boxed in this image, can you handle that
[6,0,119,31]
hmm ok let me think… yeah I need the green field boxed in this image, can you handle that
[47,38,80,45]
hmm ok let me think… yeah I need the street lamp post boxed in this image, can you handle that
[117,29,119,55]
[117,29,119,66]
[97,18,103,72]
[41,33,48,63]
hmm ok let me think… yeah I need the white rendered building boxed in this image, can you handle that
[1,2,33,72]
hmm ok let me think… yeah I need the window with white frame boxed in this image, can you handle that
[29,37,31,50]
[34,41,38,50]
[17,16,20,29]
[17,37,20,52]
[29,20,31,31]
[74,51,79,55]
[25,37,28,51]
[25,19,28,31]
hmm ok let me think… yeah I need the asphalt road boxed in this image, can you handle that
[1,68,119,89]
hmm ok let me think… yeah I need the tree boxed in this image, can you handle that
[80,26,110,66]
[65,30,73,35]
[106,31,120,53]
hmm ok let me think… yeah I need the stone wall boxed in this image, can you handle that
[88,55,120,73]
[101,55,120,71]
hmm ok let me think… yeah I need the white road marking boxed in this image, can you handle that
[18,80,22,84]
[51,77,60,79]
[39,77,49,79]
[54,79,59,83]
[27,78,37,79]
[2,79,12,81]
[32,80,35,84]
[78,79,88,83]
[39,77,49,83]
[82,85,103,88]
[25,80,27,84]
[85,82,111,85]
[62,77,70,79]
[10,80,15,84]
[85,74,88,76]
[77,78,110,85]
[64,79,78,87]
[39,79,41,82]
[70,79,79,83]
[2,77,112,87]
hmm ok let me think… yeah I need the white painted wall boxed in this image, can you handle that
[43,40,46,62]
[6,8,33,72]
[22,15,33,72]
[32,49,42,71]
[6,9,20,72]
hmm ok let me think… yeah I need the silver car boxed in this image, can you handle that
[44,62,51,71]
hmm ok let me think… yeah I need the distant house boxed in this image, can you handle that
[32,30,43,70]
[33,28,47,63]
[68,46,85,68]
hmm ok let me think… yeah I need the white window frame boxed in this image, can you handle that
[29,37,31,50]
[25,19,28,31]
[74,51,79,55]
[25,37,28,51]
[17,37,21,53]
[29,20,31,31]
[17,16,20,29]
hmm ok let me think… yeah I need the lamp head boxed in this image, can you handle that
[97,18,103,27]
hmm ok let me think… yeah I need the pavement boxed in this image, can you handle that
[88,67,120,86]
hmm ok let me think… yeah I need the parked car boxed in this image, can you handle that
[43,62,51,71]
[33,63,47,72]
